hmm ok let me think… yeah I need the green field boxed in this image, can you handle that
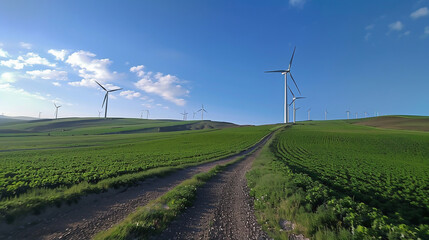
[0,118,274,222]
[248,118,429,239]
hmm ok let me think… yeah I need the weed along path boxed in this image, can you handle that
[0,133,273,240]
[156,138,271,240]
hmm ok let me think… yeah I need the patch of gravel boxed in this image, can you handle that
[155,140,272,240]
[0,133,272,240]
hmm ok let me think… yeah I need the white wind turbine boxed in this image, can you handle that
[54,103,61,119]
[364,112,368,118]
[325,109,328,120]
[355,112,358,119]
[98,110,102,118]
[180,110,188,120]
[197,105,207,120]
[265,46,301,123]
[94,81,122,119]
[346,110,350,120]
[193,112,196,119]
[307,108,311,121]
[142,110,150,119]
[39,112,42,119]
[288,86,305,123]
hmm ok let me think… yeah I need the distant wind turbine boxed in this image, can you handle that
[54,103,61,119]
[364,112,368,118]
[265,46,301,123]
[325,109,328,120]
[193,112,196,119]
[180,110,188,120]
[288,86,305,123]
[98,111,102,118]
[346,110,350,120]
[307,108,311,121]
[94,81,122,119]
[39,112,42,119]
[197,104,207,120]
[355,112,358,119]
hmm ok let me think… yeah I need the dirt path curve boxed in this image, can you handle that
[155,138,271,240]
[0,133,272,240]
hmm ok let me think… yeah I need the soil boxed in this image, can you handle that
[0,134,272,240]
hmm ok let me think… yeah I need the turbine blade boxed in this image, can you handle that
[203,110,207,113]
[197,109,202,112]
[102,93,108,108]
[288,86,294,98]
[289,72,301,95]
[296,96,306,99]
[108,88,122,92]
[264,70,286,73]
[94,80,107,91]
[288,46,296,70]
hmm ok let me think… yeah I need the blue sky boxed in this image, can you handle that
[0,0,428,125]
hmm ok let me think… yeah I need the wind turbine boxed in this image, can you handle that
[144,110,150,119]
[197,104,207,120]
[193,112,196,119]
[94,81,122,119]
[54,103,61,119]
[180,110,188,120]
[325,109,328,120]
[288,86,305,123]
[346,110,350,120]
[355,112,358,119]
[307,108,311,121]
[98,111,102,118]
[364,112,368,118]
[265,46,301,123]
[39,112,42,119]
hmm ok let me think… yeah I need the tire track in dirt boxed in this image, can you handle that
[155,138,271,240]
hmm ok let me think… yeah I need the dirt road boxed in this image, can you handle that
[156,140,271,240]
[0,134,272,240]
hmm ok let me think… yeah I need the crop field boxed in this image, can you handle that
[248,119,429,239]
[0,119,272,201]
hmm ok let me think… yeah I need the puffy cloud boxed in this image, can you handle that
[365,24,375,30]
[0,48,9,58]
[26,69,68,81]
[425,26,429,35]
[289,0,306,8]
[52,82,61,87]
[0,52,56,69]
[411,7,429,19]
[0,72,16,83]
[388,21,403,31]
[20,42,32,49]
[131,65,189,106]
[0,82,47,101]
[48,49,68,61]
[66,50,117,87]
[119,90,141,99]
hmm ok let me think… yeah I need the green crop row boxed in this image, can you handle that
[248,121,429,239]
[0,125,273,200]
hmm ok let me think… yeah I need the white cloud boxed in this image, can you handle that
[0,72,17,83]
[20,42,32,49]
[131,65,189,106]
[0,52,56,69]
[403,31,411,36]
[289,0,306,8]
[52,82,61,87]
[388,21,403,31]
[0,83,47,101]
[48,49,68,61]
[66,50,117,87]
[0,48,9,58]
[365,24,375,30]
[119,90,141,99]
[425,26,429,35]
[411,7,429,19]
[26,69,68,81]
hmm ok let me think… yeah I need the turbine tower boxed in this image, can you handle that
[288,86,305,123]
[180,110,188,120]
[98,111,102,118]
[346,110,350,120]
[193,112,196,119]
[39,112,42,119]
[325,109,328,120]
[265,46,301,123]
[307,108,311,121]
[355,112,358,119]
[54,103,61,119]
[94,81,122,119]
[197,104,207,120]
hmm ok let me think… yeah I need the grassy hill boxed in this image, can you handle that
[0,118,237,136]
[353,115,429,131]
